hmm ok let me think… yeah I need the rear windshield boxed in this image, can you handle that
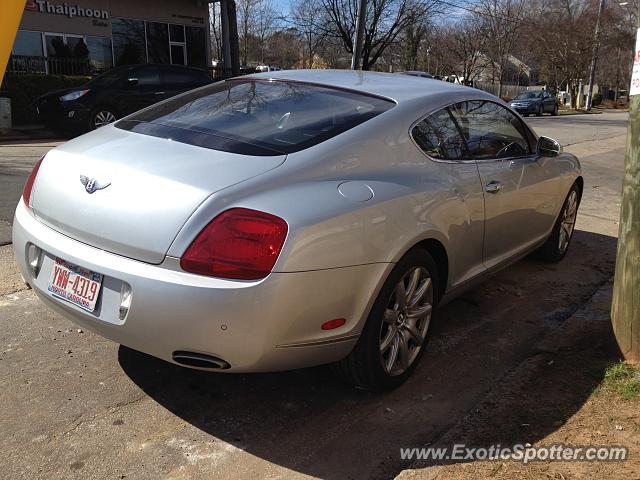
[115,79,394,156]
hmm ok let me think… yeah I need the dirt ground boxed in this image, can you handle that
[398,281,640,480]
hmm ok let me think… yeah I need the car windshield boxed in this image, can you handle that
[513,91,543,100]
[115,79,395,156]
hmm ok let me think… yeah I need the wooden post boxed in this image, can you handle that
[611,0,640,362]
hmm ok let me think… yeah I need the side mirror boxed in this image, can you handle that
[537,136,562,157]
[127,77,139,87]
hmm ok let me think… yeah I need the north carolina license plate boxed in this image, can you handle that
[47,258,103,312]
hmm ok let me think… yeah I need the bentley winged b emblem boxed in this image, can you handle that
[80,175,111,194]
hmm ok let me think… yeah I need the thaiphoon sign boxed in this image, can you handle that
[26,0,109,20]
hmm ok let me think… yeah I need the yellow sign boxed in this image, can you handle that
[0,0,27,83]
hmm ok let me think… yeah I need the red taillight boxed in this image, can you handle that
[180,208,288,280]
[23,156,44,209]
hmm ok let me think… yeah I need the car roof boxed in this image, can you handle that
[247,69,482,104]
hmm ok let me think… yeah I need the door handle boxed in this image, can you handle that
[154,91,166,95]
[486,181,503,194]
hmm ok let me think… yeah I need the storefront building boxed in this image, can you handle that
[10,0,211,75]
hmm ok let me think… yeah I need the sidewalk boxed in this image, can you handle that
[396,278,639,480]
[0,124,61,143]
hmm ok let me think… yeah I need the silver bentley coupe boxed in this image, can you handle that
[13,70,582,390]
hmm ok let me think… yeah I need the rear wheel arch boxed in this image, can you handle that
[407,238,449,302]
[575,176,584,198]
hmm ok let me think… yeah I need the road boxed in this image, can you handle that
[0,111,628,479]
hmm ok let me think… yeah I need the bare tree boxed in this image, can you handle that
[209,3,223,63]
[236,0,261,65]
[254,0,278,64]
[444,16,490,84]
[321,0,443,70]
[290,0,328,67]
[475,0,528,97]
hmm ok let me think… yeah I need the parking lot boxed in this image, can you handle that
[0,111,629,479]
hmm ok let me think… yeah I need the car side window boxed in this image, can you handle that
[135,66,161,87]
[161,66,197,86]
[412,107,467,160]
[449,100,531,160]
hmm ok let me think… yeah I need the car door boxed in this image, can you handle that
[541,91,554,113]
[126,65,164,114]
[449,100,559,268]
[159,66,207,99]
[411,106,487,286]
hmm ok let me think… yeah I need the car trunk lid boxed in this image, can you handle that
[30,126,286,264]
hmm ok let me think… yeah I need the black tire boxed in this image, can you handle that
[88,107,118,131]
[537,182,581,262]
[333,248,440,391]
[536,104,543,116]
[552,104,559,116]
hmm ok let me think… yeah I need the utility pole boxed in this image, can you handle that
[218,0,240,77]
[586,0,605,110]
[351,0,367,70]
[611,0,640,361]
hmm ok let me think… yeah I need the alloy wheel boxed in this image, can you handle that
[379,267,433,376]
[93,110,117,128]
[558,190,578,253]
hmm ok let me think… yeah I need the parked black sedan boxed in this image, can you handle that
[509,90,558,117]
[36,64,213,134]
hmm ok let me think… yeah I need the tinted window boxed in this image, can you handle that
[449,100,531,159]
[135,66,160,86]
[161,66,203,85]
[116,79,394,156]
[88,66,133,87]
[412,108,466,160]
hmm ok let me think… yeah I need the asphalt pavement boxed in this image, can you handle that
[0,111,629,479]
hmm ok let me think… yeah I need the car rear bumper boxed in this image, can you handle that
[13,200,390,372]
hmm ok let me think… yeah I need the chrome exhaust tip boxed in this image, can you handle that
[172,351,230,370]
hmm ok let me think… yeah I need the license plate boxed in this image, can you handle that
[47,258,103,312]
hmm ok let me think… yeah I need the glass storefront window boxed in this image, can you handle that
[86,36,113,73]
[186,27,206,67]
[112,18,146,66]
[12,30,43,56]
[67,36,89,59]
[147,22,170,64]
[170,44,185,65]
[169,24,185,43]
[11,19,206,72]
[45,34,67,57]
